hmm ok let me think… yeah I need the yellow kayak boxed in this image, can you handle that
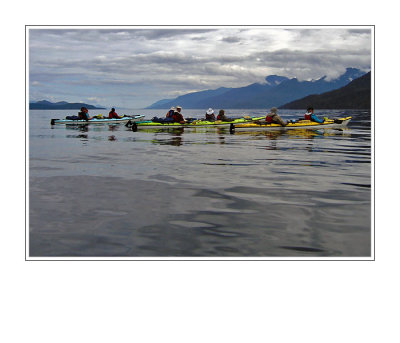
[230,116,352,132]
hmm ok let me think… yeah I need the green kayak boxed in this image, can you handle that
[127,116,265,130]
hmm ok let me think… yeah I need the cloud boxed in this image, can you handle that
[29,27,372,108]
[86,96,104,104]
[221,36,241,43]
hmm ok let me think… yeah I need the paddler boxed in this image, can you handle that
[165,107,175,122]
[217,109,233,122]
[78,107,92,121]
[266,107,286,126]
[205,108,216,121]
[109,107,123,119]
[304,107,324,123]
[173,106,185,123]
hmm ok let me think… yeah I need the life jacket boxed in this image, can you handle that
[206,113,215,121]
[265,115,273,123]
[109,111,119,119]
[173,111,184,123]
[217,113,228,121]
[166,109,174,118]
[304,112,312,120]
[78,111,88,120]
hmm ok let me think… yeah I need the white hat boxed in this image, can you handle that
[176,105,182,109]
[170,107,176,110]
[206,108,214,115]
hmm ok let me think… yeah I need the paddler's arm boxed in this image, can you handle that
[311,113,324,123]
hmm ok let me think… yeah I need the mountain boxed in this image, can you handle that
[279,72,371,109]
[149,98,175,108]
[146,68,366,109]
[202,79,287,109]
[147,87,232,109]
[264,75,289,86]
[29,100,105,110]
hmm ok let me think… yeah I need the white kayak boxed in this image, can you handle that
[50,114,145,125]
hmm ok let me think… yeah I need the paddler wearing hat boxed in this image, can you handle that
[205,108,216,121]
[265,107,286,126]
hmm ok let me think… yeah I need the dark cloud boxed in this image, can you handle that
[289,29,319,37]
[30,28,216,42]
[221,36,241,43]
[346,29,371,35]
[130,29,216,40]
[191,36,207,41]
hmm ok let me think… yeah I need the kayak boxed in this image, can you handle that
[127,116,265,130]
[50,114,145,125]
[229,116,352,132]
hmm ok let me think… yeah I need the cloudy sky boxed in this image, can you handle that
[29,26,372,108]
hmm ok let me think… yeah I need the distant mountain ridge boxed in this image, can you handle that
[146,68,367,109]
[149,87,233,110]
[280,72,371,109]
[29,100,105,110]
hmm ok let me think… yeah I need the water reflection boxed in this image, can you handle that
[150,128,184,146]
[233,128,351,139]
[136,127,353,147]
[62,124,122,132]
[107,124,120,132]
[140,127,236,146]
[64,124,89,132]
[64,125,89,140]
[59,120,353,148]
[65,134,88,140]
[62,124,127,142]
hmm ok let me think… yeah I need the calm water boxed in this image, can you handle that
[29,108,372,258]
